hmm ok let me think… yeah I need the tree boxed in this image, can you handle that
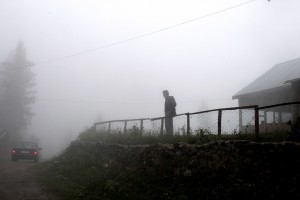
[0,42,35,139]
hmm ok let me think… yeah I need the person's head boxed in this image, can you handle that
[163,90,169,98]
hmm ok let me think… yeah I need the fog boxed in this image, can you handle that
[1,0,300,158]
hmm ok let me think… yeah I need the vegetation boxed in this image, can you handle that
[76,127,218,145]
[0,41,35,139]
[34,127,300,200]
[77,126,294,145]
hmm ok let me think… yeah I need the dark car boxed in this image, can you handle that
[11,142,41,162]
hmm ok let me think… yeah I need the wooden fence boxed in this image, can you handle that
[94,101,300,138]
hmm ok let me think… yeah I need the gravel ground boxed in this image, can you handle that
[0,160,61,200]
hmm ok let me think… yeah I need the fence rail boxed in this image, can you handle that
[94,101,300,138]
[257,101,300,134]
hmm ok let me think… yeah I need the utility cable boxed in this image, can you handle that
[7,0,256,70]
[0,94,233,105]
[37,0,255,65]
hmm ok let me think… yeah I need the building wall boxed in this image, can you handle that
[238,86,294,107]
[292,82,300,101]
[291,81,300,123]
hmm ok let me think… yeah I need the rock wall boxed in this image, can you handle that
[62,140,300,199]
[67,140,300,177]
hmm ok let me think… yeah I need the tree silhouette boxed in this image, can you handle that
[0,42,35,140]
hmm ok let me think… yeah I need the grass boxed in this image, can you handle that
[77,126,295,144]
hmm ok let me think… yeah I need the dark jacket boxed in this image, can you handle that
[165,96,176,117]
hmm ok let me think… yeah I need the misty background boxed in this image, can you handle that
[1,0,300,158]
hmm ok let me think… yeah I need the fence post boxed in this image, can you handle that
[278,111,282,123]
[124,121,127,134]
[140,119,144,135]
[255,106,259,139]
[186,113,190,135]
[239,109,243,131]
[108,122,111,134]
[218,109,222,138]
[160,118,164,136]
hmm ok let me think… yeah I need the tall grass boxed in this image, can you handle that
[77,126,221,145]
[77,126,293,145]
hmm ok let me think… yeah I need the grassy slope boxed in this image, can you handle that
[34,128,300,200]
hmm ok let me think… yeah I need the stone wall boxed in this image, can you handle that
[67,140,300,177]
[61,140,300,198]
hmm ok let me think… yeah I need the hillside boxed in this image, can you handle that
[36,139,300,200]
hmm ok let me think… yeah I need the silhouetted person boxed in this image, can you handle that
[163,90,177,134]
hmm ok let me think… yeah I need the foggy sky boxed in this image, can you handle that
[1,0,300,158]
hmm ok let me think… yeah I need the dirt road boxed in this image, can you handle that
[0,160,60,200]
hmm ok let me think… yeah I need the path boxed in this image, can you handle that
[0,160,61,200]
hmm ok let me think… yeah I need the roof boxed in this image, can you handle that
[233,57,300,99]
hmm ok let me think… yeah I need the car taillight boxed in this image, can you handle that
[33,151,38,155]
[12,150,16,154]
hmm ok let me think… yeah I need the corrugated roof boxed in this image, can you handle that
[233,57,300,99]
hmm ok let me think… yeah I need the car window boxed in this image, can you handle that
[15,142,38,148]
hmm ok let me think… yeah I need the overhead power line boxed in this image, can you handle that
[35,0,256,66]
[0,94,160,104]
[0,94,233,105]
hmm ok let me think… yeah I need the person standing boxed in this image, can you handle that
[163,90,177,134]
